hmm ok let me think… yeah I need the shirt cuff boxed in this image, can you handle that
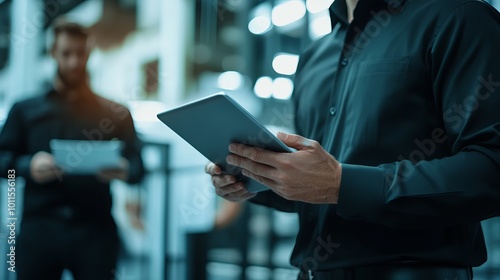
[336,163,386,222]
[249,190,296,213]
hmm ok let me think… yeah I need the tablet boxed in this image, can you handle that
[50,139,124,174]
[157,92,293,192]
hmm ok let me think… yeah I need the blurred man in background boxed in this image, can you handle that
[0,21,144,280]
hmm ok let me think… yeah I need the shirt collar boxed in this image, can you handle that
[45,82,96,104]
[329,0,406,27]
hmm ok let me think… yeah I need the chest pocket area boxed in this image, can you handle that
[349,57,411,110]
[342,58,411,151]
[357,57,409,77]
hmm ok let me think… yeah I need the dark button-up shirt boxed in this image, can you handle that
[0,87,144,224]
[252,0,500,271]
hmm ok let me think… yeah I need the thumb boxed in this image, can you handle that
[277,132,314,150]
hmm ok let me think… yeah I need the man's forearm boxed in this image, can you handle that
[337,151,500,229]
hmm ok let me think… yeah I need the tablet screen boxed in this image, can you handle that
[50,139,124,174]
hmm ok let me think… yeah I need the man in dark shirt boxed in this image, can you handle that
[207,0,500,279]
[0,21,144,279]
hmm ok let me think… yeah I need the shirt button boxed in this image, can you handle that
[329,107,337,116]
[60,206,74,220]
[340,57,348,66]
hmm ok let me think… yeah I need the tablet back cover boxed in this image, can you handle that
[157,93,291,192]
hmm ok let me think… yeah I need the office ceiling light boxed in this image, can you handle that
[127,101,168,122]
[65,0,103,27]
[217,71,243,91]
[272,78,294,100]
[272,53,300,75]
[306,0,335,14]
[271,0,306,27]
[309,11,332,40]
[254,76,273,99]
[248,2,272,35]
[248,15,272,35]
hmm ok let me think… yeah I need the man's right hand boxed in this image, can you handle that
[30,151,63,184]
[205,162,256,202]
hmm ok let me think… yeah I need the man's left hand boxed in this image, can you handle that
[97,157,129,183]
[226,132,342,204]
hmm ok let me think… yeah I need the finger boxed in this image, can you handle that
[119,158,130,169]
[35,164,57,176]
[99,170,125,179]
[223,188,257,202]
[100,167,126,174]
[211,175,236,188]
[228,144,278,166]
[205,162,222,175]
[241,169,278,189]
[226,154,277,179]
[101,171,122,177]
[225,193,256,202]
[215,182,245,197]
[97,173,111,183]
[36,164,57,172]
[98,169,110,175]
[33,169,50,182]
[34,166,62,183]
[98,175,110,182]
[100,170,127,181]
[277,131,315,150]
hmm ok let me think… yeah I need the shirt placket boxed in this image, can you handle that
[322,3,383,154]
